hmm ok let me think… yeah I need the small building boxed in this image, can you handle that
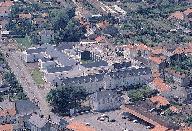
[0,100,16,125]
[90,90,123,112]
[150,95,170,108]
[23,47,46,63]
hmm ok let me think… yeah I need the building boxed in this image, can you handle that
[90,90,123,111]
[23,46,46,63]
[0,100,16,125]
[55,66,152,93]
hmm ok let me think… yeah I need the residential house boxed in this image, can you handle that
[150,95,170,109]
[38,30,54,44]
[23,47,46,63]
[0,124,13,131]
[56,66,152,93]
[15,100,39,130]
[90,90,123,111]
[19,13,32,19]
[148,54,167,72]
[0,1,13,19]
[0,100,16,125]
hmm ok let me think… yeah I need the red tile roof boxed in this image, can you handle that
[152,78,171,92]
[0,124,13,131]
[0,1,13,7]
[183,8,192,16]
[67,121,96,131]
[150,95,170,107]
[169,11,184,20]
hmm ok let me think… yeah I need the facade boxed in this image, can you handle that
[54,67,152,93]
[90,90,123,111]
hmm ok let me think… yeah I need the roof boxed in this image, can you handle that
[0,1,13,7]
[169,106,180,113]
[149,55,166,64]
[47,66,73,73]
[19,13,32,19]
[81,60,108,68]
[0,124,13,131]
[91,90,120,101]
[56,42,79,50]
[95,35,105,43]
[136,43,152,51]
[0,101,16,117]
[169,11,184,20]
[150,95,170,107]
[67,121,96,131]
[183,8,192,16]
[15,100,38,116]
[29,114,48,128]
[151,124,169,131]
[152,78,171,92]
[26,47,46,54]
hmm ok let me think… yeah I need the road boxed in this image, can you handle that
[68,109,149,131]
[0,41,51,117]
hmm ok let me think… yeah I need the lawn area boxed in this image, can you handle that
[15,35,32,49]
[31,69,44,86]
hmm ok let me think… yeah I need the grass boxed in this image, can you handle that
[15,35,32,49]
[31,68,44,86]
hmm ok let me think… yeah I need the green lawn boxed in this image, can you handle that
[31,69,44,86]
[15,35,32,49]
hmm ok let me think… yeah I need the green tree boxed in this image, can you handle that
[47,86,88,115]
[50,8,75,30]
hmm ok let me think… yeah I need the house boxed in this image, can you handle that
[148,54,167,72]
[0,124,13,131]
[57,66,152,93]
[149,78,171,93]
[23,47,46,63]
[19,13,32,19]
[0,100,16,125]
[150,95,170,108]
[28,114,50,131]
[15,100,39,117]
[0,1,13,19]
[38,30,54,44]
[90,90,123,111]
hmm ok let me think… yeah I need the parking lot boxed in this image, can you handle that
[69,109,150,131]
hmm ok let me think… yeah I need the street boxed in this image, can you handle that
[0,41,51,117]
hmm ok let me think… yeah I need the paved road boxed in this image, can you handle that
[69,109,149,131]
[0,42,51,117]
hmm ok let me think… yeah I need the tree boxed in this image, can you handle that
[50,8,75,30]
[55,19,86,43]
[47,86,88,115]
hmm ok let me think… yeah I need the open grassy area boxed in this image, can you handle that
[15,35,32,49]
[31,69,44,86]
